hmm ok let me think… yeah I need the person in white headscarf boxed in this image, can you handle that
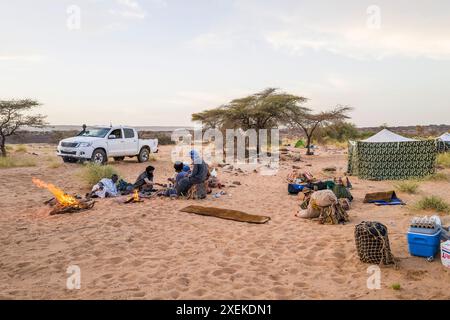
[90,174,119,198]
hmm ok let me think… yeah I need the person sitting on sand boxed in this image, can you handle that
[133,165,155,193]
[90,174,119,198]
[164,161,190,197]
[176,150,209,197]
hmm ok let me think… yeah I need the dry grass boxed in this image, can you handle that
[15,145,28,153]
[421,172,449,182]
[324,139,348,149]
[437,153,450,168]
[78,163,119,186]
[48,161,62,169]
[394,181,419,194]
[0,156,37,169]
[415,196,450,213]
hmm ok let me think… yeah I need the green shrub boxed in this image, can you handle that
[391,283,401,291]
[79,163,119,186]
[0,156,36,168]
[437,153,450,168]
[415,196,450,213]
[394,181,419,194]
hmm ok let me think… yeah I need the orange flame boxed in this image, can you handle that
[133,189,140,202]
[32,178,79,207]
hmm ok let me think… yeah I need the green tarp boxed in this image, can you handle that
[348,140,437,180]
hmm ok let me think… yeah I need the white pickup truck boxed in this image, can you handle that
[57,126,158,164]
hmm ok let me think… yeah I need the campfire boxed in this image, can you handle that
[32,178,95,215]
[124,189,144,204]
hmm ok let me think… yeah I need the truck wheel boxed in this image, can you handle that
[62,157,78,163]
[113,157,125,162]
[138,148,150,163]
[91,149,107,165]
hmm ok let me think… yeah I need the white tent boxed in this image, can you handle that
[438,132,450,142]
[362,129,417,143]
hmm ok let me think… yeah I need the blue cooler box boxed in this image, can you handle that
[407,228,441,258]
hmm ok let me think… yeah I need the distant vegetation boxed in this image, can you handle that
[140,131,174,145]
[415,196,450,213]
[314,122,374,146]
[78,163,119,186]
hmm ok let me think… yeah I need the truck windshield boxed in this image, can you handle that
[78,128,110,138]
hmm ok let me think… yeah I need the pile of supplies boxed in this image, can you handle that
[296,189,350,225]
[407,215,450,268]
[355,221,396,266]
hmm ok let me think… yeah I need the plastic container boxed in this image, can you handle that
[441,241,450,268]
[407,228,442,258]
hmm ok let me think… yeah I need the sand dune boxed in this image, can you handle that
[0,145,449,299]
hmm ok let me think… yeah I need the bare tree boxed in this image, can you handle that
[284,105,352,155]
[0,99,47,156]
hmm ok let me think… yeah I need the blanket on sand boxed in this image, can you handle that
[180,205,270,224]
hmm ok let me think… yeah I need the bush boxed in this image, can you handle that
[48,161,62,169]
[415,196,450,213]
[79,163,119,186]
[0,156,36,168]
[394,181,419,194]
[139,131,174,145]
[437,153,450,168]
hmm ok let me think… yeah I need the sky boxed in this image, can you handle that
[1,0,450,127]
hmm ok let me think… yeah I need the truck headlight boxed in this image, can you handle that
[78,142,92,147]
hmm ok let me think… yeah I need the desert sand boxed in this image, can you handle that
[0,144,449,300]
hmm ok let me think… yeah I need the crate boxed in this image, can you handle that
[407,229,442,258]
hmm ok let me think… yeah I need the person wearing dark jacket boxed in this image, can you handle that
[133,165,155,192]
[176,150,209,197]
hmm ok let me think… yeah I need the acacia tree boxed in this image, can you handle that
[192,88,308,154]
[0,99,47,157]
[283,105,352,155]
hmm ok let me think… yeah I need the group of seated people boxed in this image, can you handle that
[89,150,210,199]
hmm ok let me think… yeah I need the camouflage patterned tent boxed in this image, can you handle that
[348,129,437,180]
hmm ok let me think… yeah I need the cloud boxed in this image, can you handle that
[265,26,450,61]
[0,54,44,62]
[191,0,450,61]
[110,0,147,19]
[189,32,234,50]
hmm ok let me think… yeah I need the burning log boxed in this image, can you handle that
[49,199,95,215]
[124,189,144,204]
[32,178,95,215]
